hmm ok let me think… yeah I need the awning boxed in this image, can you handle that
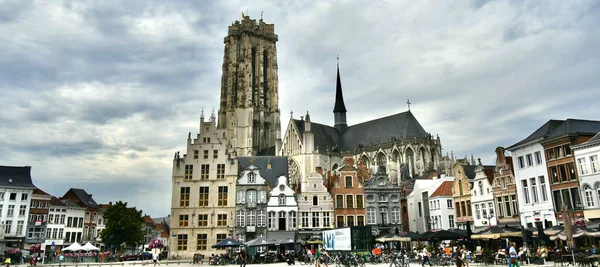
[266,231,298,245]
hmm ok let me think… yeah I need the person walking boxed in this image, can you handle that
[238,247,247,267]
[509,242,519,267]
[454,246,465,267]
[422,247,432,267]
[463,246,471,267]
[319,249,331,267]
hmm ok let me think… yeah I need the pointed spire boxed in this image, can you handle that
[333,55,347,113]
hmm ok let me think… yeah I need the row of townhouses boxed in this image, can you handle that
[0,166,169,254]
[168,14,600,258]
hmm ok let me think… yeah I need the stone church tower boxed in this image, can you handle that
[217,15,282,156]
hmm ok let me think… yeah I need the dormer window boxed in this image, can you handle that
[248,172,256,183]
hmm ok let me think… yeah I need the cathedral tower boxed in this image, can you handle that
[217,15,281,156]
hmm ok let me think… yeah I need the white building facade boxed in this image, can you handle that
[63,200,86,244]
[0,166,36,252]
[507,120,560,228]
[572,133,600,224]
[470,162,497,228]
[45,197,67,251]
[428,180,456,230]
[267,176,298,232]
[407,176,454,233]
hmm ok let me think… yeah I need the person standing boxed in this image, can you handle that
[238,247,247,267]
[152,252,159,267]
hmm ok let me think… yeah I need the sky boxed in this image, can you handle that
[1,0,599,217]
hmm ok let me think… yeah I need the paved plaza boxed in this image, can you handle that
[15,259,551,267]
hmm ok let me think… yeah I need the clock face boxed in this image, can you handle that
[499,168,504,175]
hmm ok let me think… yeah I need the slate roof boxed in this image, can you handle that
[50,196,67,207]
[463,165,478,180]
[576,132,600,148]
[62,199,84,208]
[63,188,99,208]
[507,120,564,150]
[237,156,289,186]
[294,110,428,152]
[0,165,36,189]
[257,146,276,156]
[33,188,51,196]
[544,119,600,141]
[341,111,428,149]
[588,132,600,144]
[430,181,453,198]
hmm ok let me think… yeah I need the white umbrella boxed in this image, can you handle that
[62,242,85,251]
[82,242,100,251]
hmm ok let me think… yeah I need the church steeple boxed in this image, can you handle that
[333,56,347,133]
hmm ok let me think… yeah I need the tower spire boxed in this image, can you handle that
[333,57,347,113]
[333,56,347,133]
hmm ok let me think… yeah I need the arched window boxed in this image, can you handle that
[391,207,400,224]
[236,210,245,227]
[289,211,296,229]
[377,152,387,167]
[247,190,257,204]
[258,210,266,227]
[278,194,286,206]
[458,180,464,196]
[584,184,594,207]
[379,208,388,225]
[248,172,256,183]
[367,208,376,225]
[595,182,600,206]
[478,181,483,195]
[248,210,256,226]
[313,196,318,206]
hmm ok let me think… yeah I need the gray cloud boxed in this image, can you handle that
[0,0,599,217]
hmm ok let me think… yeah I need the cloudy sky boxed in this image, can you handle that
[1,0,599,217]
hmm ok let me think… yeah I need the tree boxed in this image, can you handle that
[100,201,145,250]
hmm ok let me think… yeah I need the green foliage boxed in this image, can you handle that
[100,201,145,249]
